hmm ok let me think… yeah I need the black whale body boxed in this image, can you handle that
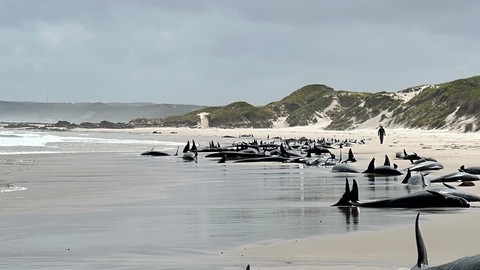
[140,150,170,156]
[363,158,403,175]
[333,179,470,208]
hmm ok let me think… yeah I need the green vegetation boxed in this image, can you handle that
[147,75,480,131]
[278,84,335,126]
[392,76,480,129]
[207,101,272,128]
[326,92,401,130]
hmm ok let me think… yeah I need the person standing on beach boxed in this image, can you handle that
[378,125,386,144]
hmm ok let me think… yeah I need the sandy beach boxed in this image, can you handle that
[2,126,480,269]
[69,126,480,269]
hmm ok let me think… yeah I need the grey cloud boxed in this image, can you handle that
[0,1,479,105]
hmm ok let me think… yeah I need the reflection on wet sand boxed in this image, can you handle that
[338,206,359,231]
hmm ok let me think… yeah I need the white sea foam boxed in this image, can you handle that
[0,130,182,154]
[0,131,62,147]
[0,185,27,193]
[58,135,181,146]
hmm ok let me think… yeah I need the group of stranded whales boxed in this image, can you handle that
[141,137,364,166]
[141,140,480,186]
[140,139,480,268]
[244,213,480,270]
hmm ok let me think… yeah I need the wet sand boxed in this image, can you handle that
[2,127,480,269]
[91,127,480,269]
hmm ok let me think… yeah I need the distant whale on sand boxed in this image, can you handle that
[363,158,403,175]
[332,163,361,173]
[412,213,480,269]
[401,169,429,186]
[430,171,480,183]
[459,165,480,175]
[408,160,444,172]
[140,150,170,156]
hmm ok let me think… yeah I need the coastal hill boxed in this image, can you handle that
[0,102,204,124]
[141,75,480,132]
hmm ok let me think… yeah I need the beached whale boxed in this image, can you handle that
[410,157,437,164]
[234,156,290,163]
[140,149,170,156]
[205,151,265,159]
[459,165,480,175]
[182,151,197,161]
[408,160,444,172]
[363,158,403,175]
[333,178,470,208]
[430,171,480,183]
[182,140,198,161]
[401,169,430,186]
[397,149,422,160]
[412,213,480,269]
[431,183,480,202]
[332,163,361,173]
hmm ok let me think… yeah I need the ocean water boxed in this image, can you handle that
[0,129,467,269]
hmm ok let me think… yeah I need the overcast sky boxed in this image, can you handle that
[0,0,479,106]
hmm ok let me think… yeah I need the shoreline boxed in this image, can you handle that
[3,126,480,269]
[71,126,480,269]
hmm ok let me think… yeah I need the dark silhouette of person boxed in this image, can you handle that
[378,125,386,144]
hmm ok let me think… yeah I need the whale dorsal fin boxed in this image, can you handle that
[363,158,375,173]
[348,148,356,162]
[414,213,429,269]
[246,265,250,270]
[332,178,351,206]
[183,141,190,153]
[402,168,412,184]
[190,140,197,152]
[384,155,391,166]
[351,179,359,203]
